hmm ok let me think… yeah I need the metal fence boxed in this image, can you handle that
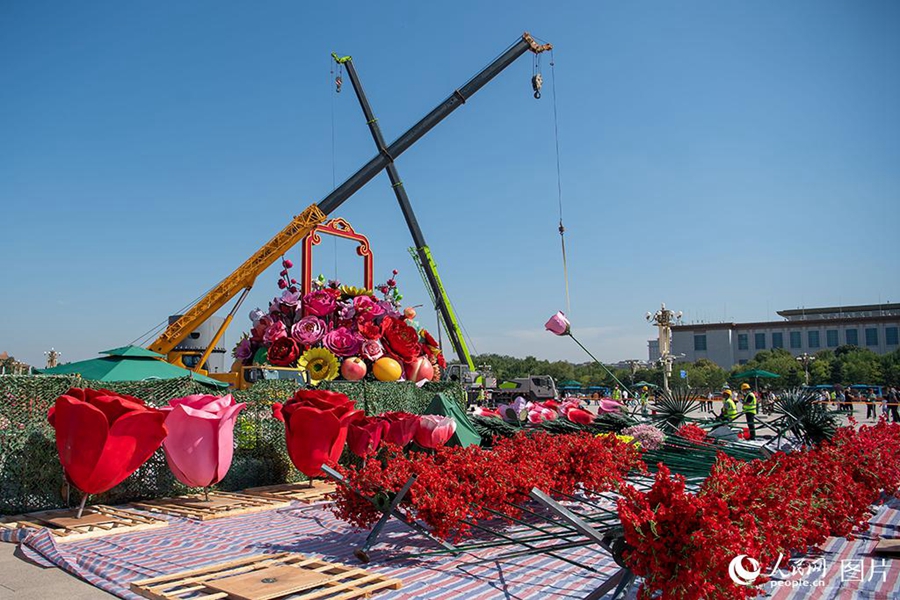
[0,375,464,515]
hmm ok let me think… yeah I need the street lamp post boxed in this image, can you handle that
[796,352,815,386]
[646,303,682,393]
[44,348,61,369]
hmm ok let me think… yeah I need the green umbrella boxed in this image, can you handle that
[631,381,658,388]
[733,369,780,391]
[39,346,228,388]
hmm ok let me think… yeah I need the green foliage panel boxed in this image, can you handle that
[0,375,464,515]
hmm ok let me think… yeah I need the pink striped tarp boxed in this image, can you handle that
[10,497,900,599]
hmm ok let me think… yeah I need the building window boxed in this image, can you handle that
[694,333,706,352]
[754,333,766,350]
[694,335,707,351]
[772,332,783,348]
[887,327,899,346]
[826,330,838,347]
[846,329,858,346]
[865,328,879,347]
[737,334,748,350]
[790,331,801,349]
[808,331,820,348]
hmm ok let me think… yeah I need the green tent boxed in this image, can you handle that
[424,392,482,448]
[39,346,228,389]
[558,380,583,389]
[733,369,780,380]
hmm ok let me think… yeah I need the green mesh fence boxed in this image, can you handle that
[0,375,464,515]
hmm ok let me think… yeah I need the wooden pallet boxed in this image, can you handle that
[131,552,402,600]
[130,491,291,521]
[874,538,900,556]
[0,505,168,543]
[242,482,336,505]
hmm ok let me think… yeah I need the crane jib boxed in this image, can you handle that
[317,35,541,216]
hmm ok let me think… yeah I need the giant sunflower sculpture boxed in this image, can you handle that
[297,347,339,385]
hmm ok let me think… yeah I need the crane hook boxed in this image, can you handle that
[335,75,343,93]
[531,73,543,100]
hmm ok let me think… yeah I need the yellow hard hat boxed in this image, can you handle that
[723,389,732,397]
[642,386,648,391]
[740,383,751,391]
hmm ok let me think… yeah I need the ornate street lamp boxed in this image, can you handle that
[646,304,682,393]
[796,352,815,386]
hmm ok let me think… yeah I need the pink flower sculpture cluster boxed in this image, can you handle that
[233,261,446,384]
[488,395,619,426]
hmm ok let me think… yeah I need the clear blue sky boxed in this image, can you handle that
[2,1,899,368]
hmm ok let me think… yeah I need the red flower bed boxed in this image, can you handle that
[618,421,900,600]
[675,423,709,444]
[332,431,645,540]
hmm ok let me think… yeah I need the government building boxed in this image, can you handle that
[652,303,900,369]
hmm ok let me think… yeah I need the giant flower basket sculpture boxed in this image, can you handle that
[273,389,362,478]
[161,394,246,501]
[48,388,168,517]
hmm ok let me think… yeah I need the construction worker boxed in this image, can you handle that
[612,385,622,402]
[741,383,757,440]
[640,386,649,417]
[721,389,738,422]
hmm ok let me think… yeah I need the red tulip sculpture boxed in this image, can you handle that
[161,394,246,501]
[378,411,420,447]
[48,388,168,517]
[346,415,388,463]
[272,389,362,478]
[414,415,457,450]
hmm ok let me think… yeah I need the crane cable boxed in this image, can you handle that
[549,50,570,315]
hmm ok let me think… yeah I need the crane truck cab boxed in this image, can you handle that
[492,376,559,404]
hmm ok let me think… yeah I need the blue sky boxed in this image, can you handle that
[2,1,899,368]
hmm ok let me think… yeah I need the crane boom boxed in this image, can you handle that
[336,54,475,370]
[148,205,327,355]
[148,33,551,365]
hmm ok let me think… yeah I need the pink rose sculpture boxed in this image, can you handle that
[291,316,326,345]
[323,326,363,357]
[161,394,246,489]
[544,311,571,336]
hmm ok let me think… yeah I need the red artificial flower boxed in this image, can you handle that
[347,415,388,458]
[378,411,419,447]
[357,319,382,341]
[420,329,439,348]
[380,317,421,362]
[272,389,361,477]
[47,388,167,495]
[676,423,709,444]
[566,407,594,425]
[414,415,457,449]
[267,336,300,366]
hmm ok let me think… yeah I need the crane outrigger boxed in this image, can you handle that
[148,33,552,387]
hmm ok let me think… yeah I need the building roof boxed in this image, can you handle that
[674,313,899,332]
[777,303,900,319]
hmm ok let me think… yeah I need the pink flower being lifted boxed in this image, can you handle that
[161,394,246,488]
[544,311,571,336]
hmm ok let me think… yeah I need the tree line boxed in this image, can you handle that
[474,346,900,390]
